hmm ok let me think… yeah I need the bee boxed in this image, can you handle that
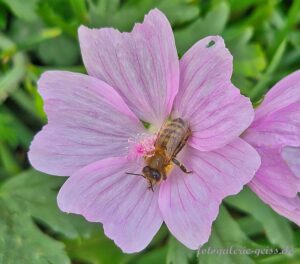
[127,118,192,191]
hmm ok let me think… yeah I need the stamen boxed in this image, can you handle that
[127,133,157,162]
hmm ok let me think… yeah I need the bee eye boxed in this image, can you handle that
[151,170,161,180]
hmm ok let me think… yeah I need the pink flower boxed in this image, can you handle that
[28,9,260,252]
[243,71,300,225]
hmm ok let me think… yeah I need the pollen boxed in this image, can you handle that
[127,133,157,162]
[164,163,174,175]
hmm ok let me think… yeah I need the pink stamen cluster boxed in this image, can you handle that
[127,133,157,162]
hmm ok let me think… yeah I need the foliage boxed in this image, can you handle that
[0,0,300,263]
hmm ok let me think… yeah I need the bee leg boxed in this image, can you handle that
[162,171,167,180]
[172,158,193,174]
[147,181,154,192]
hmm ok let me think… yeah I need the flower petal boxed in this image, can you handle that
[57,157,162,253]
[172,36,254,151]
[255,70,300,121]
[282,146,300,177]
[244,103,300,148]
[158,138,260,249]
[79,9,179,127]
[242,71,300,227]
[249,179,300,227]
[28,71,144,176]
[245,71,300,148]
[250,147,300,198]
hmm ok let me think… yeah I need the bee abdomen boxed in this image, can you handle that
[156,118,189,148]
[172,118,186,126]
[164,118,189,134]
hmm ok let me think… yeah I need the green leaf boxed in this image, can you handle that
[0,0,39,21]
[10,89,44,123]
[229,0,266,13]
[0,170,70,263]
[0,34,27,103]
[167,236,195,264]
[91,0,198,32]
[38,1,77,37]
[0,107,31,147]
[226,187,294,248]
[0,205,70,264]
[37,35,80,66]
[7,19,66,65]
[39,0,76,21]
[238,216,264,237]
[257,248,300,264]
[65,231,128,264]
[0,169,99,263]
[175,2,230,54]
[88,0,120,24]
[237,1,276,29]
[131,247,167,264]
[249,39,286,100]
[232,43,266,78]
[8,18,43,44]
[223,26,266,96]
[2,169,98,239]
[69,0,89,24]
[268,0,300,57]
[157,0,199,26]
[0,5,7,30]
[0,141,21,174]
[224,26,266,83]
[197,205,256,264]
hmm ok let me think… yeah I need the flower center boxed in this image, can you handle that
[127,118,192,185]
[127,133,157,163]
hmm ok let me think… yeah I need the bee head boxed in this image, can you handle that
[142,166,161,182]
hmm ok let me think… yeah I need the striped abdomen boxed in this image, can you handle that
[155,118,191,160]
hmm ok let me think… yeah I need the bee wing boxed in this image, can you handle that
[164,135,182,161]
[155,133,185,162]
[154,119,169,146]
[155,118,191,162]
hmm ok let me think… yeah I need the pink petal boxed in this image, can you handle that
[242,71,300,227]
[244,103,300,148]
[249,179,300,226]
[255,70,300,121]
[250,147,300,198]
[78,9,179,127]
[57,157,162,253]
[172,36,254,151]
[245,71,300,148]
[28,71,144,176]
[282,146,300,178]
[158,138,260,249]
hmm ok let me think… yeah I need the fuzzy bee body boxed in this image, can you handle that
[142,118,192,190]
[155,118,191,161]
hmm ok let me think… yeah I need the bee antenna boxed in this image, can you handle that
[125,172,146,178]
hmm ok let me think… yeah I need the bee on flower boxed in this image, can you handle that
[28,9,262,252]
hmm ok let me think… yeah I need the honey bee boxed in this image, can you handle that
[127,118,192,191]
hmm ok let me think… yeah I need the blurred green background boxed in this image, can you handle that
[0,0,300,263]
